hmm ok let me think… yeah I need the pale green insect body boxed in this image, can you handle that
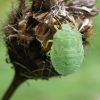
[50,24,84,75]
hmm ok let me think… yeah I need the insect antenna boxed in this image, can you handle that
[53,16,62,27]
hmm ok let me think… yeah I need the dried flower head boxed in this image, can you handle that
[3,0,100,79]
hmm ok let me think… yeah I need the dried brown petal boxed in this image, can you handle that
[79,19,93,32]
[70,0,96,7]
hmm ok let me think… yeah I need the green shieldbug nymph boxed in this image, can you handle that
[46,24,84,75]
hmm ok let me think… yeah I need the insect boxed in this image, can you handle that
[45,24,84,75]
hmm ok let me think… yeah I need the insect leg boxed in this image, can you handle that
[45,40,53,57]
[54,25,59,31]
[45,40,53,48]
[70,22,78,30]
[46,50,51,57]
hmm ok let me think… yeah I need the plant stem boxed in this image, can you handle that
[2,72,27,100]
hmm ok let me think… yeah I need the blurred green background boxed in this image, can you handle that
[0,0,100,100]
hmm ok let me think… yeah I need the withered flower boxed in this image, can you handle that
[1,0,99,99]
